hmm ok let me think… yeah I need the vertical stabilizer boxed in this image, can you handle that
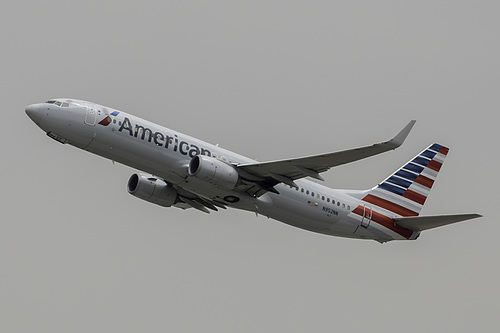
[362,143,449,217]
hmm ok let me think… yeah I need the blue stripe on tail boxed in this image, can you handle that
[404,163,424,174]
[377,182,406,196]
[395,169,418,181]
[421,150,437,159]
[386,176,412,188]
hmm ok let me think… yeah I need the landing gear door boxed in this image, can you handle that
[85,103,97,126]
[361,205,372,228]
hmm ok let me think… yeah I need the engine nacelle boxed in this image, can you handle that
[127,173,178,207]
[188,155,239,190]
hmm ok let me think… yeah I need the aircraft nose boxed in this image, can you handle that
[25,103,43,124]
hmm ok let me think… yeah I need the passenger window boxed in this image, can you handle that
[327,198,330,203]
[306,190,309,195]
[311,192,314,197]
[301,188,304,193]
[342,203,345,208]
[347,205,350,210]
[322,196,325,200]
[337,202,340,206]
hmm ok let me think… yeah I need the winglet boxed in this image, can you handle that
[384,120,416,149]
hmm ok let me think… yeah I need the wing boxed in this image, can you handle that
[235,120,416,196]
[173,186,228,214]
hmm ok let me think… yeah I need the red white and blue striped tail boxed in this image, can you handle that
[362,143,449,217]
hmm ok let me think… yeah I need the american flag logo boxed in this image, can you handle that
[307,201,316,207]
[98,116,112,126]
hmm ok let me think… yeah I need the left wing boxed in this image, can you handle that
[174,186,227,214]
[235,120,416,196]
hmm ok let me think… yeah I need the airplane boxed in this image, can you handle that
[25,98,481,243]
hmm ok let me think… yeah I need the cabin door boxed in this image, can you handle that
[85,103,97,126]
[361,205,372,228]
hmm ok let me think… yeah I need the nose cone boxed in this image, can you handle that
[25,103,43,125]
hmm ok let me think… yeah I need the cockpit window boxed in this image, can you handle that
[45,100,70,107]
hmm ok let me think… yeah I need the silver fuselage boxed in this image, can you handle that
[26,99,420,242]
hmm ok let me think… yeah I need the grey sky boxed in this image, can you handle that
[2,1,498,332]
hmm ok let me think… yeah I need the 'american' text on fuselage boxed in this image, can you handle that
[118,117,212,158]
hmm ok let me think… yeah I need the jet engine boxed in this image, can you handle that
[127,173,178,207]
[188,155,239,190]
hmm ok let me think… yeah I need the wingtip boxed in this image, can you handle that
[387,120,416,148]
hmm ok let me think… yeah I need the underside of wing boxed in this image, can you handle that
[173,187,228,213]
[235,120,416,196]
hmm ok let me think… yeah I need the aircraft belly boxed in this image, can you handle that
[259,193,353,236]
[179,180,259,211]
[258,190,400,240]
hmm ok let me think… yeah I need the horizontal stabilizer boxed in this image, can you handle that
[394,214,482,231]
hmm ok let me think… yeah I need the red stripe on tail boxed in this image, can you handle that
[439,146,449,155]
[427,160,442,172]
[402,189,427,205]
[414,175,434,188]
[362,194,418,217]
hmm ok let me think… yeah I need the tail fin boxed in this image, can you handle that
[362,143,449,217]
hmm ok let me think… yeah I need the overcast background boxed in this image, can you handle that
[1,1,498,332]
